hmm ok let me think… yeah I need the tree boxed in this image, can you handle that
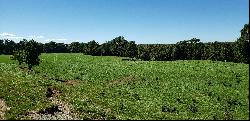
[43,41,57,53]
[83,40,99,55]
[234,23,249,63]
[70,42,83,53]
[126,41,137,58]
[12,39,42,70]
[0,40,4,54]
[137,44,151,61]
[56,43,69,53]
[240,24,249,41]
[3,39,16,54]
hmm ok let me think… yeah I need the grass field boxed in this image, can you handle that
[0,53,249,120]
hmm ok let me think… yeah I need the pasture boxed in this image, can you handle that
[0,53,249,119]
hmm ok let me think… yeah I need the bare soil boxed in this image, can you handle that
[0,98,9,120]
[109,75,137,85]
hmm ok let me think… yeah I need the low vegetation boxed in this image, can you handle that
[0,54,249,120]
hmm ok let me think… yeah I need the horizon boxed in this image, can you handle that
[0,35,240,45]
[0,0,249,44]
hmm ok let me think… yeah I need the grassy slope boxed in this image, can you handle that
[0,53,249,119]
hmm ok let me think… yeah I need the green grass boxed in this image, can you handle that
[0,53,249,119]
[0,55,16,64]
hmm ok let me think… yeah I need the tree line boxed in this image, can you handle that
[0,24,249,66]
[137,24,249,63]
[0,40,85,54]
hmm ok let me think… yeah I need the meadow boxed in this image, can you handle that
[0,53,249,120]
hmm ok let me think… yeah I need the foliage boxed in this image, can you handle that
[71,24,250,63]
[0,40,4,55]
[234,23,249,63]
[70,42,85,53]
[82,36,137,58]
[12,39,42,69]
[83,40,100,55]
[0,39,17,55]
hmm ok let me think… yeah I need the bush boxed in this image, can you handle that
[12,39,42,69]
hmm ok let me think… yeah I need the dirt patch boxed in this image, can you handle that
[65,80,78,86]
[38,105,62,114]
[109,75,137,86]
[0,98,10,120]
[46,87,61,98]
[25,98,80,120]
[18,66,32,73]
[23,86,80,120]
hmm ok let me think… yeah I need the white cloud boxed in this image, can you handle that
[0,32,72,44]
[0,32,45,41]
[4,36,24,39]
[27,35,44,39]
[54,38,67,41]
[0,33,16,37]
[0,33,24,40]
[37,35,44,39]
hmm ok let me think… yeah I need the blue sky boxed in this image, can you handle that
[0,0,249,44]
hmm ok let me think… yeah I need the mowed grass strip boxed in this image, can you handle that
[0,53,249,120]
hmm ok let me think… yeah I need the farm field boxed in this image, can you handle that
[0,53,249,120]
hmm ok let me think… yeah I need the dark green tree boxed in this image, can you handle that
[12,39,42,70]
[83,40,99,55]
[234,23,249,63]
[70,42,82,53]
[126,41,137,58]
[3,39,16,54]
[0,40,4,54]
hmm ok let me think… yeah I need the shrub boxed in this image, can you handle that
[12,39,42,70]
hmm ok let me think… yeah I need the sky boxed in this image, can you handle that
[0,0,249,44]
